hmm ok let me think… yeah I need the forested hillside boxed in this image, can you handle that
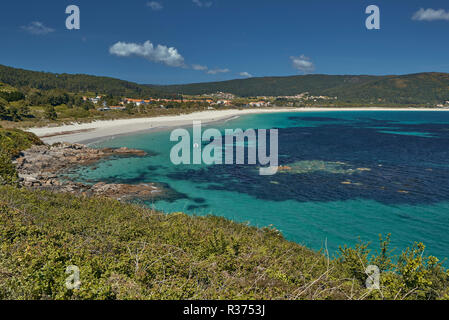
[1,64,448,107]
[0,64,164,98]
[153,73,449,104]
[151,75,379,97]
[0,65,189,124]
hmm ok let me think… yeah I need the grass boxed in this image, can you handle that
[0,186,334,299]
[0,185,448,300]
[0,127,43,185]
[0,127,43,157]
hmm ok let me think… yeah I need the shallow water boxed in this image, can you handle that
[69,111,449,262]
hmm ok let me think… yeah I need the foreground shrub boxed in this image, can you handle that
[338,235,449,300]
[0,128,42,185]
[0,128,43,157]
[0,186,448,300]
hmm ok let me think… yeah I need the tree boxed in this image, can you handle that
[8,106,21,122]
[0,90,25,102]
[19,105,30,116]
[0,105,7,120]
[46,89,70,106]
[0,153,19,185]
[44,105,57,120]
[125,103,136,114]
[83,100,95,110]
[0,98,9,120]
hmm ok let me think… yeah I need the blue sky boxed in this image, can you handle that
[0,0,448,84]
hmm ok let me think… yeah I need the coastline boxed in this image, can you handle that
[14,142,178,202]
[26,107,449,144]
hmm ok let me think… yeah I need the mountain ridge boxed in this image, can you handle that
[1,64,448,104]
[150,72,449,104]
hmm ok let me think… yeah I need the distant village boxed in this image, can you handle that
[83,91,340,111]
[83,92,449,111]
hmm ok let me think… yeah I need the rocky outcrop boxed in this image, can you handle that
[13,143,168,202]
[15,143,147,175]
[90,182,163,201]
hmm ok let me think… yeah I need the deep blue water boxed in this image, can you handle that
[68,111,449,262]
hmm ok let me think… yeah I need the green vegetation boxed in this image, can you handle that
[0,88,30,122]
[0,127,43,157]
[151,75,376,97]
[0,186,448,300]
[0,64,163,98]
[0,153,18,186]
[154,73,449,105]
[0,127,43,185]
[0,65,223,127]
[0,91,211,129]
[0,129,448,300]
[0,64,448,300]
[0,65,448,124]
[0,82,25,102]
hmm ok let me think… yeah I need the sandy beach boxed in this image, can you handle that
[26,107,449,144]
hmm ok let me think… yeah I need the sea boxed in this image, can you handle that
[67,111,449,262]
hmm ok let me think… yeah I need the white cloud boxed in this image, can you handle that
[193,0,213,8]
[412,8,449,21]
[109,40,185,67]
[192,64,208,71]
[207,68,230,75]
[147,1,163,11]
[109,42,228,73]
[21,21,55,35]
[239,72,253,77]
[290,55,315,74]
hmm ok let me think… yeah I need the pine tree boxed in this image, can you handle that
[44,105,57,120]
[0,98,9,120]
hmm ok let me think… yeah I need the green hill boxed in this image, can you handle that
[0,64,165,98]
[0,82,25,102]
[0,82,16,92]
[1,64,448,105]
[152,73,449,104]
[150,74,378,97]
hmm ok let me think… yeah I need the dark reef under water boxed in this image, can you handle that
[165,117,449,206]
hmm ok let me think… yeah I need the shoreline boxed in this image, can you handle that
[14,143,177,202]
[26,107,449,144]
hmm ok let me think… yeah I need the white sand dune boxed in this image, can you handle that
[26,107,448,144]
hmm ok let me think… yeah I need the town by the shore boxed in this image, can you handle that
[27,107,449,144]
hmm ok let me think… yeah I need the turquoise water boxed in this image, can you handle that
[69,111,449,262]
